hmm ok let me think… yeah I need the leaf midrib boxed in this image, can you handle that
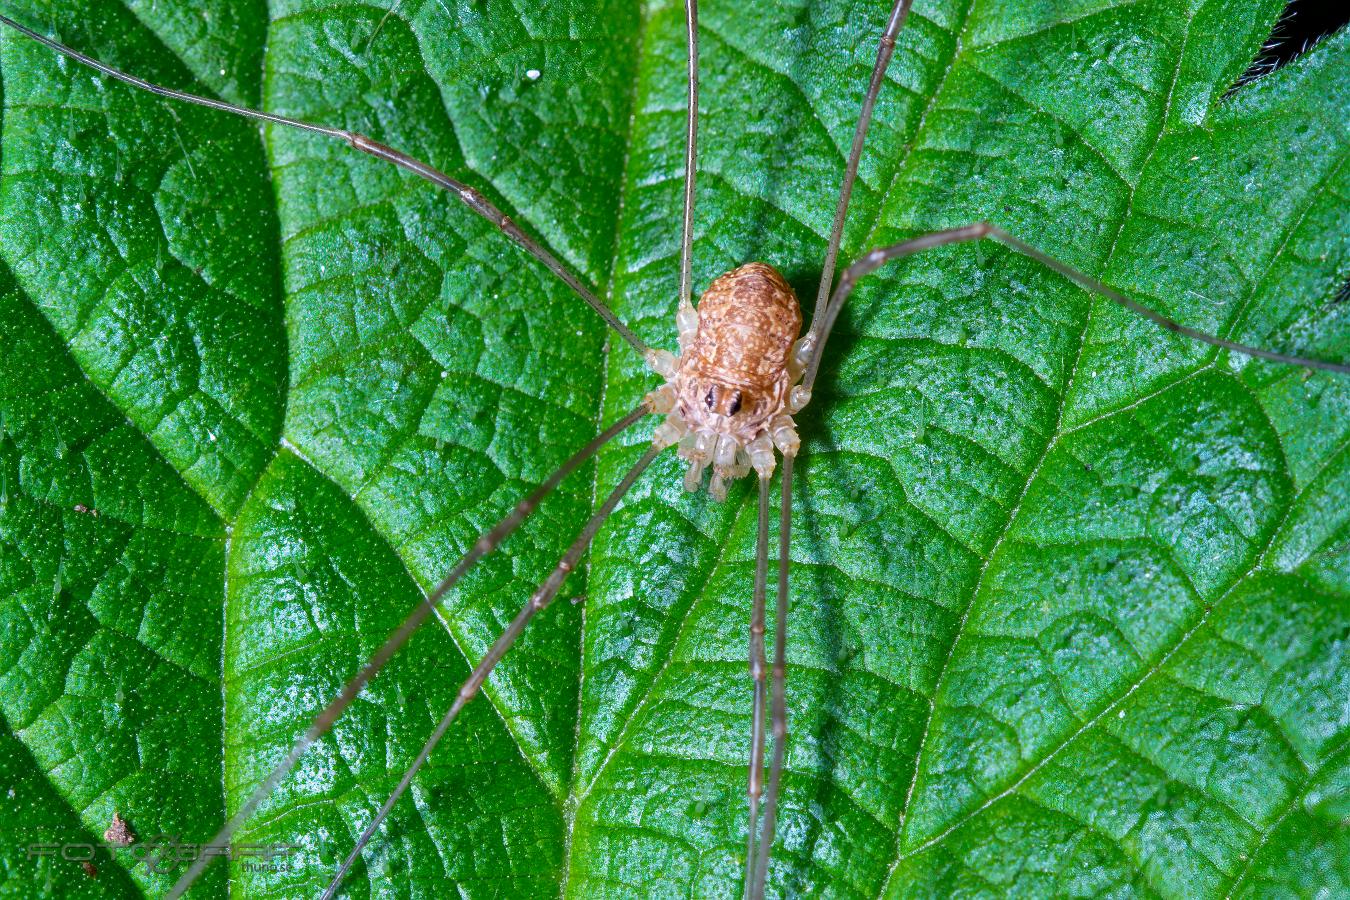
[558,0,655,884]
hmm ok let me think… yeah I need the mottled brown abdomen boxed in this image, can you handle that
[687,263,801,389]
[672,262,802,445]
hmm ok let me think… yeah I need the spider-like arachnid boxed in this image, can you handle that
[1,0,1348,898]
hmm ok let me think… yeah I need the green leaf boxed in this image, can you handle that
[1,0,1347,897]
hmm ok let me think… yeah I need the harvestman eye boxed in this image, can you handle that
[1,3,1347,899]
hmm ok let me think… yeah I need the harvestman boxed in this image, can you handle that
[2,3,1347,898]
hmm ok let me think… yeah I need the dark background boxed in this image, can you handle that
[1260,0,1349,69]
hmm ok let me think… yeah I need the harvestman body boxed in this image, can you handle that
[1,2,1348,898]
[651,263,808,495]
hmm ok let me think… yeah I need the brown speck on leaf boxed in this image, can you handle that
[81,861,98,878]
[104,812,136,847]
[73,504,99,517]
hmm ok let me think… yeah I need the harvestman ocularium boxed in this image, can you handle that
[2,3,1348,898]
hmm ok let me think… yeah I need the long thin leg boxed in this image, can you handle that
[751,455,794,898]
[807,0,916,344]
[0,13,648,357]
[364,0,407,52]
[165,404,651,899]
[742,474,772,900]
[322,444,664,900]
[679,0,700,312]
[802,223,1350,393]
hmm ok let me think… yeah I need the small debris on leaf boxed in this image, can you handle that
[81,861,98,878]
[104,812,136,847]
